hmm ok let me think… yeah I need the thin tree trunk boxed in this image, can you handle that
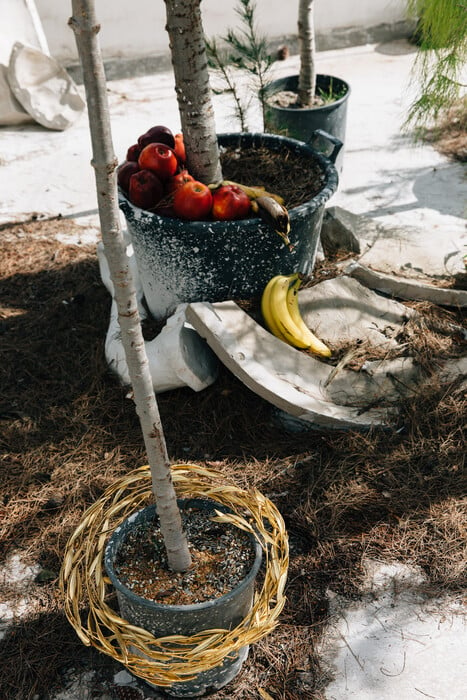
[69,0,192,573]
[297,0,316,107]
[164,0,222,184]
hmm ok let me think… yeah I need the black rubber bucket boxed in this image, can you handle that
[119,132,340,320]
[104,498,263,697]
[264,74,350,172]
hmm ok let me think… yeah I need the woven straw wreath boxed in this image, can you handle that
[60,463,289,686]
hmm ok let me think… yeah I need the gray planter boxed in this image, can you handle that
[119,131,340,320]
[104,498,263,697]
[264,74,350,172]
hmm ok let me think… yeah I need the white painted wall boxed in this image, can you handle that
[34,0,408,64]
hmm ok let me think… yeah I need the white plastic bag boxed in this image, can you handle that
[7,42,85,130]
[0,63,34,125]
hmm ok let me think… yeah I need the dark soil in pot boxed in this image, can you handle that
[219,142,326,209]
[112,500,257,606]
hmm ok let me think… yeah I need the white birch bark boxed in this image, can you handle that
[69,0,192,572]
[297,0,316,107]
[164,0,222,184]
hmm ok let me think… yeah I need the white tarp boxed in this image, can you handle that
[0,0,49,125]
[0,0,84,129]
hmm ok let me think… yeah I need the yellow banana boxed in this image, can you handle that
[261,275,289,342]
[261,273,332,356]
[268,274,312,349]
[286,276,332,357]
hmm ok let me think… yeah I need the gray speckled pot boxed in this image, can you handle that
[104,499,262,697]
[119,132,339,320]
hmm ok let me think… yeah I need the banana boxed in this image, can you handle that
[261,273,332,357]
[261,275,289,343]
[286,276,332,357]
[268,274,311,349]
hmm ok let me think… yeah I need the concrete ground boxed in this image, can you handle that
[1,40,465,236]
[1,40,466,699]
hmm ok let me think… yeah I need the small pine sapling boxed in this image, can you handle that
[206,0,275,130]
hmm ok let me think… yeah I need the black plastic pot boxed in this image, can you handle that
[119,132,339,320]
[104,498,263,697]
[264,74,350,172]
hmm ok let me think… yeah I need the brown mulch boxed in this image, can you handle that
[423,98,467,162]
[0,221,466,699]
[220,144,326,210]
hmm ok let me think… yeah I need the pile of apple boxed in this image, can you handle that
[117,124,251,221]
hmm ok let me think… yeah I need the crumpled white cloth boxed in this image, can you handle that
[6,42,85,130]
[97,240,219,393]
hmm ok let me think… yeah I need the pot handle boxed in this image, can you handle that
[307,129,342,164]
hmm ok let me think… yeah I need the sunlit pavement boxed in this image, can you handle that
[1,40,465,239]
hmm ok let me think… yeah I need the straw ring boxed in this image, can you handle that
[59,463,289,686]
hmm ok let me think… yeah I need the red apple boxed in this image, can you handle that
[165,169,194,194]
[138,143,178,180]
[211,185,251,221]
[126,143,141,162]
[173,133,186,164]
[173,181,213,220]
[128,169,163,210]
[117,160,140,193]
[137,125,175,150]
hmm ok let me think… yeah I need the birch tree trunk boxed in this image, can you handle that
[69,0,192,573]
[297,0,316,107]
[164,0,222,184]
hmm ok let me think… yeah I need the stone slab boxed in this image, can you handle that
[347,260,467,308]
[298,275,413,348]
[186,300,391,430]
[322,206,467,307]
[186,297,466,427]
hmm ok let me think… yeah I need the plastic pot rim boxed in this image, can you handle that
[265,73,351,114]
[104,499,263,614]
[119,131,338,226]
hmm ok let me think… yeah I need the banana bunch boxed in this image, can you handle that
[261,273,332,357]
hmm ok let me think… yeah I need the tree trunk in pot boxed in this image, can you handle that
[164,0,222,184]
[69,0,191,573]
[297,0,316,107]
